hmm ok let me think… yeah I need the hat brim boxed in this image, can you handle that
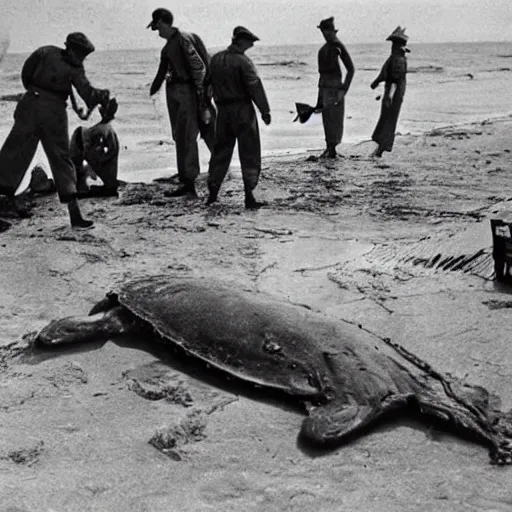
[146,21,157,30]
[317,26,338,32]
[64,42,95,56]
[387,35,408,43]
[235,34,259,42]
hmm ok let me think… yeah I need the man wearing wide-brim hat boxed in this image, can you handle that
[0,32,112,227]
[370,26,409,157]
[315,16,355,158]
[206,25,271,209]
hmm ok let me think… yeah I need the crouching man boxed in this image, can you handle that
[70,98,120,197]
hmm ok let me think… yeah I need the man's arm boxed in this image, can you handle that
[241,56,270,120]
[371,57,390,89]
[180,35,206,97]
[71,67,110,110]
[191,34,213,103]
[150,55,168,96]
[337,41,355,92]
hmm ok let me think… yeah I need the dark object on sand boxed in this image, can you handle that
[293,102,317,124]
[21,165,56,196]
[491,218,512,282]
[0,92,25,102]
[35,276,512,465]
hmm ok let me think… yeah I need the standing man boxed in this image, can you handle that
[206,26,271,209]
[370,27,409,157]
[315,17,355,158]
[147,8,214,198]
[0,33,111,227]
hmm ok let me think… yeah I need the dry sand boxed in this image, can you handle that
[1,116,512,511]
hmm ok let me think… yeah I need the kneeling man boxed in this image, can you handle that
[70,98,120,197]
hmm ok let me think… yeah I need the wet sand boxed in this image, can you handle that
[1,116,512,511]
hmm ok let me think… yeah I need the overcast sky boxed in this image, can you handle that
[1,0,511,53]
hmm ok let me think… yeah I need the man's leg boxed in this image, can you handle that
[78,156,119,198]
[0,95,40,216]
[321,88,345,158]
[237,107,265,209]
[40,102,92,228]
[206,107,236,205]
[165,85,200,197]
[69,126,88,193]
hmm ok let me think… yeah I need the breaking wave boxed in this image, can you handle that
[257,60,307,67]
[408,65,444,74]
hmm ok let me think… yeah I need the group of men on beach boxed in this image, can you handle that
[0,8,409,228]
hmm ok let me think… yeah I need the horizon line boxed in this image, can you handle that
[5,38,512,55]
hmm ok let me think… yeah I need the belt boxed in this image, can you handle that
[215,97,251,106]
[166,78,194,86]
[28,86,67,102]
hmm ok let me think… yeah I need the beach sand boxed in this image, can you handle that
[1,116,512,511]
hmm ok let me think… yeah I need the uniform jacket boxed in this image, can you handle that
[210,44,270,115]
[21,45,104,108]
[150,29,207,95]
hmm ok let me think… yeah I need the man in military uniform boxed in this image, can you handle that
[0,32,111,227]
[315,17,355,158]
[148,8,215,198]
[206,26,271,209]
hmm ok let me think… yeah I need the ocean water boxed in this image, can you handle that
[1,41,512,182]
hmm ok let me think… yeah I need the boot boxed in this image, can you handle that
[319,144,338,159]
[206,184,219,206]
[370,146,384,158]
[164,179,198,199]
[244,188,267,210]
[68,198,94,228]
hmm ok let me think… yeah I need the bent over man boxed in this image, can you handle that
[0,32,111,227]
[316,17,355,158]
[148,8,214,198]
[207,26,271,209]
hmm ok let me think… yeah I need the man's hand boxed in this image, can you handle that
[196,87,205,104]
[262,112,271,125]
[97,89,111,108]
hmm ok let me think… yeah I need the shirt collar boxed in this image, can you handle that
[228,43,245,54]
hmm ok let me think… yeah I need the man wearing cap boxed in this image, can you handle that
[0,33,111,227]
[316,16,355,158]
[370,27,409,157]
[206,26,271,209]
[147,8,214,198]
